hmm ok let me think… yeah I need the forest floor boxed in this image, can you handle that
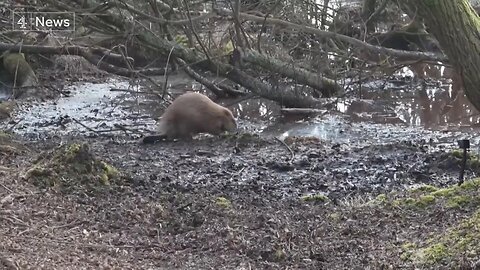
[0,62,479,269]
[1,131,480,269]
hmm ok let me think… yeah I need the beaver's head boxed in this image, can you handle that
[220,108,237,132]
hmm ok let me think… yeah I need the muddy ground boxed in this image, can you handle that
[1,129,479,269]
[1,66,480,269]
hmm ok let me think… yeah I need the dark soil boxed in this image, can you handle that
[1,57,479,269]
[1,132,479,269]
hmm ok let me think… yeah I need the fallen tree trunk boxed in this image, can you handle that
[241,49,342,97]
[175,57,245,98]
[62,0,329,107]
[0,42,168,76]
[30,0,457,109]
[134,33,327,107]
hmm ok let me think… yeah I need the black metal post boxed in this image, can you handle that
[457,139,470,185]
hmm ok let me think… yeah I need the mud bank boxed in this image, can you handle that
[1,133,479,269]
[1,75,480,269]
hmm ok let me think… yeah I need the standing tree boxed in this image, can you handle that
[400,0,480,110]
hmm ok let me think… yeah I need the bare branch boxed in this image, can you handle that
[214,7,448,63]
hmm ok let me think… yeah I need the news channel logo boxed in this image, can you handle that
[12,11,75,31]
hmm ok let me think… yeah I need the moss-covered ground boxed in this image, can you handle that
[0,136,479,269]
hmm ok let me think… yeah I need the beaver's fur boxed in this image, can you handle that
[142,92,237,143]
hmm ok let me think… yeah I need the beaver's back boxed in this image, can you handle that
[157,92,236,139]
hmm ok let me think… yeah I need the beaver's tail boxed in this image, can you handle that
[141,134,167,144]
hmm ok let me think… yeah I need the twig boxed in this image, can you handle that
[182,0,212,61]
[0,253,18,270]
[0,183,14,193]
[275,137,294,162]
[162,46,175,99]
[176,58,225,97]
[50,220,86,230]
[4,234,164,252]
[213,7,447,63]
[110,88,153,95]
[224,93,258,107]
[365,0,390,27]
[70,117,100,134]
[137,73,169,101]
[113,123,144,135]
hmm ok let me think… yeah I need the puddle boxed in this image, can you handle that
[2,63,480,154]
[271,64,480,148]
[2,78,157,139]
[275,114,479,150]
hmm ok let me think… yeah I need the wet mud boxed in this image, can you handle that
[1,131,478,269]
[1,66,480,268]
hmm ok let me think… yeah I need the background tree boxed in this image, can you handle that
[399,0,480,110]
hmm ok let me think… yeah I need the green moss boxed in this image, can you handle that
[394,195,435,209]
[419,243,449,263]
[274,249,286,261]
[451,150,463,159]
[402,242,417,250]
[391,199,402,207]
[375,194,387,203]
[25,143,122,192]
[400,252,410,261]
[448,211,480,251]
[430,187,456,198]
[100,161,119,185]
[174,35,189,47]
[402,180,480,206]
[416,195,436,207]
[224,40,234,54]
[411,185,438,193]
[413,179,480,209]
[301,193,328,202]
[400,242,417,261]
[99,173,109,185]
[459,178,480,190]
[215,197,232,208]
[328,213,341,222]
[451,150,480,168]
[64,143,82,159]
[404,197,416,205]
[468,158,480,168]
[411,210,480,266]
[373,179,480,266]
[446,195,471,209]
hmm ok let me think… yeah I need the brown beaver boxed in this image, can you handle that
[142,92,237,143]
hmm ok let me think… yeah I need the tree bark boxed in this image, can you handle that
[241,49,342,97]
[0,42,167,77]
[401,0,480,110]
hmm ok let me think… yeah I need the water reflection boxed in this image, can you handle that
[230,98,279,122]
[331,63,479,130]
[394,64,478,129]
[170,62,478,134]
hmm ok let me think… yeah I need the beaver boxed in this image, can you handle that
[142,92,237,143]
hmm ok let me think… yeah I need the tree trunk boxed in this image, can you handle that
[402,0,480,111]
[241,49,342,97]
